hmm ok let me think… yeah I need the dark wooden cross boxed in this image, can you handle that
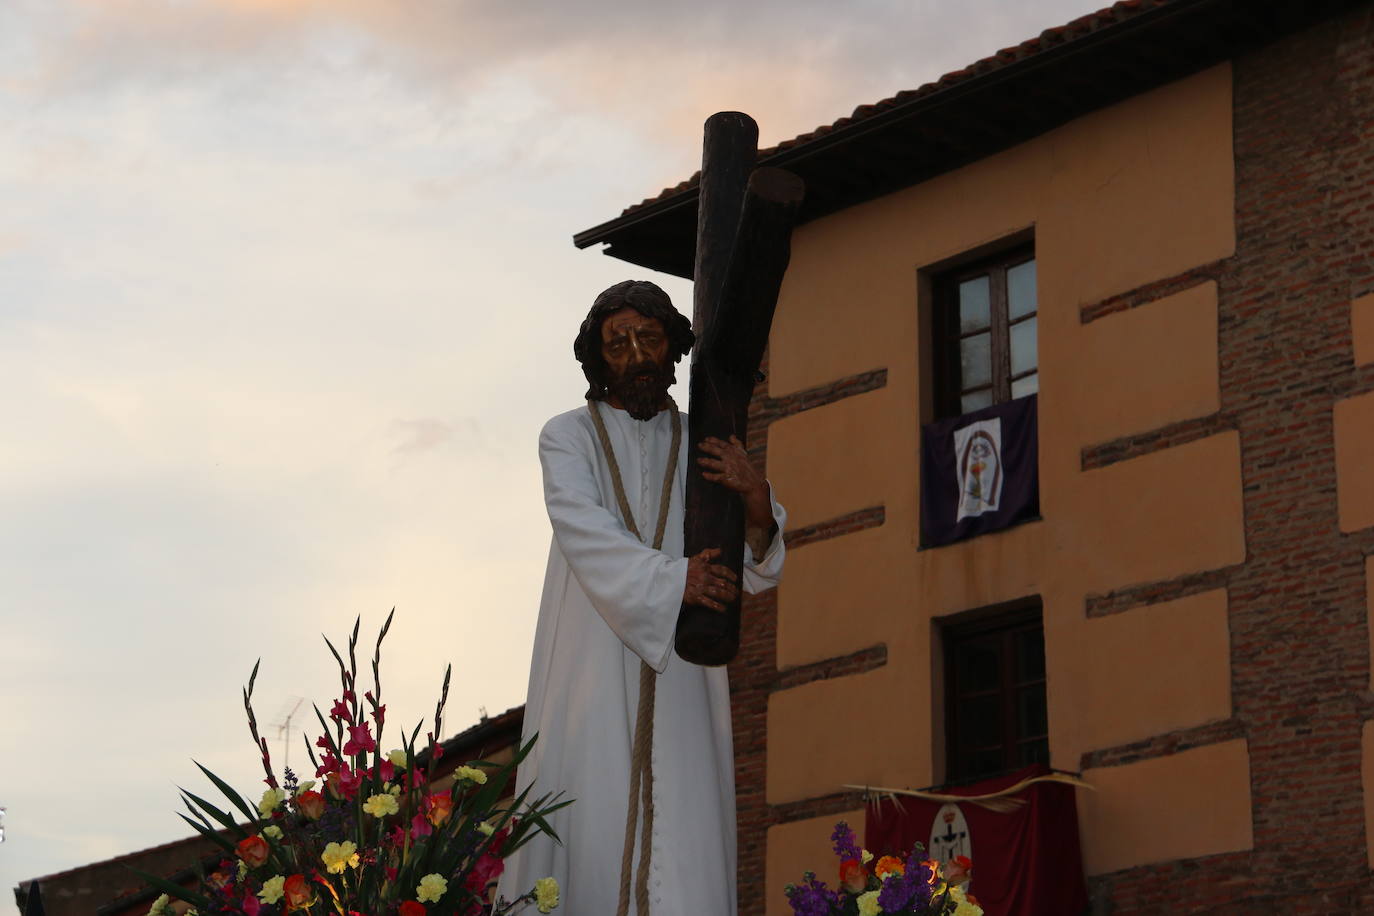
[674,112,804,666]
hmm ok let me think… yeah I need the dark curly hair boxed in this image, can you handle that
[574,280,695,400]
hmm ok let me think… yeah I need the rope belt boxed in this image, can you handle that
[587,398,681,916]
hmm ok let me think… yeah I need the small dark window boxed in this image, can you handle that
[943,601,1048,783]
[933,246,1038,419]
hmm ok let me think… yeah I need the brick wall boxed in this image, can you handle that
[734,5,1374,912]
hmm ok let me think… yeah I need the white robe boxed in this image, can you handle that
[496,403,786,916]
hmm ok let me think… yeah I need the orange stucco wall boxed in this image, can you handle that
[1078,740,1253,875]
[765,810,867,916]
[762,63,1249,888]
[1335,389,1374,533]
[1352,293,1374,366]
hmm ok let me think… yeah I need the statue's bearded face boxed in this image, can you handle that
[600,307,674,421]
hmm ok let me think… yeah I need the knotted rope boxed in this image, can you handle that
[587,398,681,916]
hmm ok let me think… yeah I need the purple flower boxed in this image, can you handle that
[786,873,841,916]
[877,871,914,912]
[830,821,861,862]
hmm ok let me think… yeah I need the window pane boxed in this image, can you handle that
[965,748,1005,780]
[1011,373,1039,399]
[1010,317,1037,376]
[955,642,1000,693]
[1014,628,1045,681]
[958,694,1002,748]
[959,276,991,333]
[1008,259,1037,320]
[1016,686,1048,737]
[961,332,991,388]
[961,389,993,414]
[1017,738,1049,767]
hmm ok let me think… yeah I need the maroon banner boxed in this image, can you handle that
[863,765,1087,916]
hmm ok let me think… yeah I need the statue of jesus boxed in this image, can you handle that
[495,279,786,916]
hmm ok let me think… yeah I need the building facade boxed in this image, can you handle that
[577,0,1374,911]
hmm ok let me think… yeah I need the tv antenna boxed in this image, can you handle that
[271,697,305,772]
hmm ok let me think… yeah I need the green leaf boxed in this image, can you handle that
[193,761,258,824]
[175,813,236,854]
[124,867,214,910]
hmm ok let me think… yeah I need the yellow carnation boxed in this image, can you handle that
[416,873,448,904]
[146,894,173,916]
[388,748,407,767]
[321,840,360,874]
[262,825,283,840]
[363,792,400,818]
[477,820,496,836]
[535,876,560,913]
[857,890,881,916]
[950,885,983,916]
[257,787,286,817]
[455,765,488,785]
[861,849,873,864]
[294,780,317,795]
[258,875,286,905]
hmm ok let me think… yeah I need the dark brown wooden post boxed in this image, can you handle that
[676,149,805,666]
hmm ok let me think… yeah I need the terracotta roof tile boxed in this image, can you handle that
[614,0,1179,222]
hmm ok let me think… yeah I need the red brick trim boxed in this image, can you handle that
[770,790,869,826]
[1079,259,1228,324]
[774,645,888,692]
[752,368,888,427]
[1084,566,1239,618]
[1078,718,1247,770]
[784,506,886,550]
[1080,412,1239,470]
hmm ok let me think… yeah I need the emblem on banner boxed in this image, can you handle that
[927,803,972,862]
[953,418,1002,522]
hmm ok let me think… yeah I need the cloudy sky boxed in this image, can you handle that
[0,0,1106,903]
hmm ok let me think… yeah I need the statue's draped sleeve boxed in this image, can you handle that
[539,415,688,672]
[539,410,787,673]
[741,486,786,593]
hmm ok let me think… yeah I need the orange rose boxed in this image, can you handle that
[874,856,905,880]
[428,793,454,827]
[839,858,868,893]
[398,902,427,916]
[235,835,270,868]
[296,790,326,821]
[283,874,315,911]
[944,855,971,886]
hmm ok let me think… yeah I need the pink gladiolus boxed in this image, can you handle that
[330,697,353,724]
[411,811,433,839]
[342,723,376,756]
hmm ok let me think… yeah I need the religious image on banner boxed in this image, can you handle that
[920,394,1039,547]
[928,803,973,862]
[864,764,1089,916]
[954,420,1002,521]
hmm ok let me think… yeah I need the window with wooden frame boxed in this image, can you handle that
[942,601,1048,783]
[932,246,1038,419]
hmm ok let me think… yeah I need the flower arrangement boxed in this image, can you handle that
[136,613,569,916]
[783,822,982,916]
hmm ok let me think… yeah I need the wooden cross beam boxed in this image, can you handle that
[675,112,805,666]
